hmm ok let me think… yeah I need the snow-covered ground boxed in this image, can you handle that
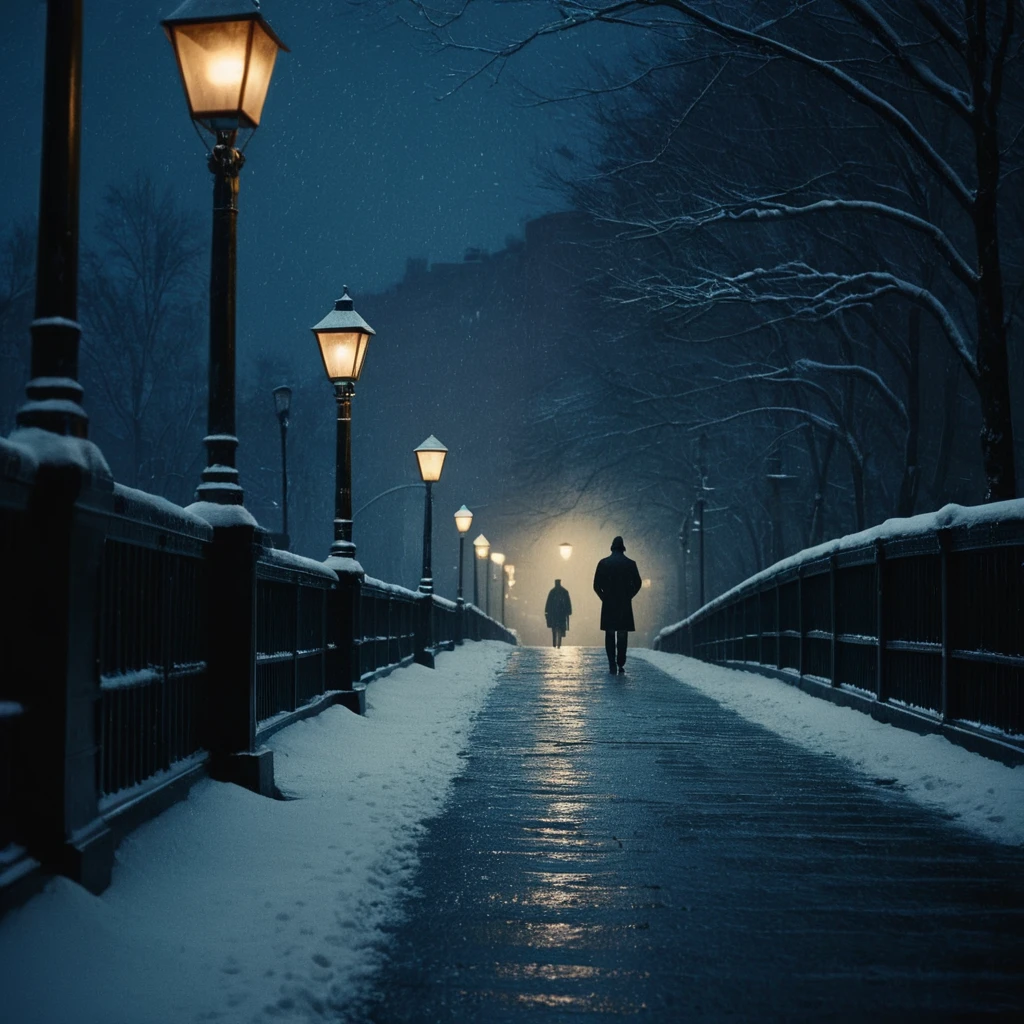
[4,642,1021,1024]
[636,649,1024,847]
[0,642,512,1024]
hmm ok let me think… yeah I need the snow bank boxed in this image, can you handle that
[635,650,1024,847]
[0,642,512,1024]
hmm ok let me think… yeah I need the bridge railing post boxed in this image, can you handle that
[202,522,272,796]
[875,539,886,703]
[938,527,950,722]
[16,466,114,894]
[830,554,839,687]
[797,566,805,680]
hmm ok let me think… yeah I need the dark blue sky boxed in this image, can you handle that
[0,1,619,368]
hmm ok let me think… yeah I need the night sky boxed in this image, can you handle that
[0,0,614,368]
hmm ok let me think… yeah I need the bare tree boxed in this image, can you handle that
[409,0,1022,501]
[80,175,205,500]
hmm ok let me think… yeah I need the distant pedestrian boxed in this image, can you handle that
[593,536,642,674]
[544,579,572,648]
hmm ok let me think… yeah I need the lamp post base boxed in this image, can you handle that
[330,538,357,560]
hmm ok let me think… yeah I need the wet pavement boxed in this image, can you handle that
[359,646,1024,1022]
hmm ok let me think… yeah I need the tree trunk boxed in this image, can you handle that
[851,455,866,533]
[969,13,1017,501]
[896,306,921,517]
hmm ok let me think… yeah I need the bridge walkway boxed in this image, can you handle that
[361,645,1024,1022]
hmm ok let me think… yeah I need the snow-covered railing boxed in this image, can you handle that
[255,549,339,725]
[357,577,419,680]
[97,487,212,805]
[655,501,1024,751]
[462,602,517,645]
[0,442,516,904]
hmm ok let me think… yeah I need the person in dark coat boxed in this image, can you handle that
[544,579,572,648]
[593,536,642,673]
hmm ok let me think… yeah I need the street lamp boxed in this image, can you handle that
[312,287,375,563]
[454,505,473,601]
[162,0,287,505]
[559,542,573,561]
[490,551,506,624]
[453,505,473,644]
[473,534,489,610]
[272,384,291,548]
[414,436,448,594]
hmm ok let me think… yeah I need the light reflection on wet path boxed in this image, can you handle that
[361,647,1024,1022]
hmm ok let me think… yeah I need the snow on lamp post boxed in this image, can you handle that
[414,436,448,594]
[272,384,291,549]
[312,287,375,565]
[473,533,489,611]
[162,0,287,505]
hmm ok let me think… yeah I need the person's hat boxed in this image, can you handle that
[611,536,625,551]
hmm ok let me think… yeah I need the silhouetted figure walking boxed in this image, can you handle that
[593,536,642,674]
[544,579,572,648]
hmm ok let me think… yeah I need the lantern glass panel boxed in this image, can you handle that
[416,448,447,483]
[454,507,473,534]
[241,21,279,126]
[316,329,370,383]
[172,19,251,125]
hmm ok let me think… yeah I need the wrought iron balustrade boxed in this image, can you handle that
[655,503,1024,750]
[255,551,337,725]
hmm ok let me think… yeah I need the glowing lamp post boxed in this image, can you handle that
[473,533,490,610]
[414,436,448,594]
[162,1,284,133]
[311,288,375,563]
[559,542,573,561]
[453,505,473,644]
[162,0,287,505]
[490,551,506,624]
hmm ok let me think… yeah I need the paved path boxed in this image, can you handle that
[359,646,1024,1022]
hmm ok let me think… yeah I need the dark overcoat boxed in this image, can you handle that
[593,551,642,631]
[544,585,572,632]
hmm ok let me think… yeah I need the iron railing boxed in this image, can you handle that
[0,449,516,902]
[655,502,1024,743]
[255,551,337,724]
[96,487,211,806]
[463,602,517,643]
[357,578,418,680]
